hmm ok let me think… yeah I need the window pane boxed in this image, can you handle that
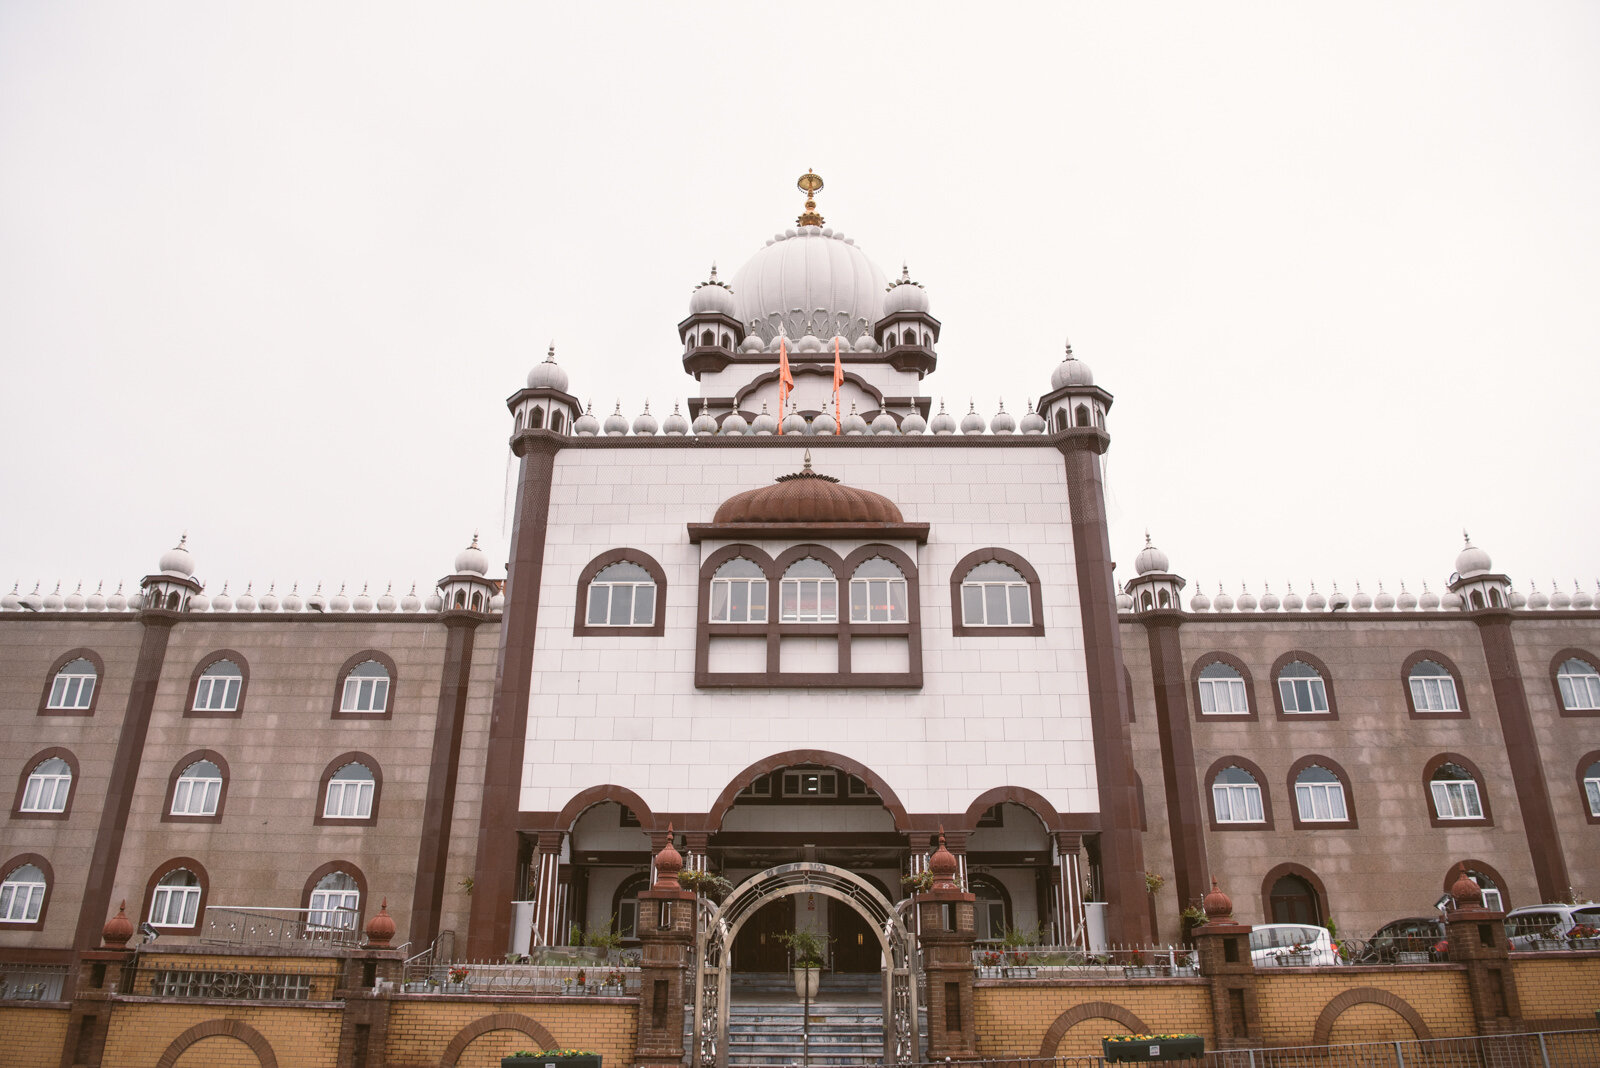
[888,580,907,622]
[1008,585,1030,624]
[48,678,67,706]
[203,780,220,811]
[1199,681,1216,714]
[1213,785,1230,821]
[961,585,983,625]
[1327,786,1347,820]
[1409,678,1426,708]
[850,581,869,622]
[985,585,1008,625]
[818,580,837,620]
[749,581,767,622]
[1278,679,1294,710]
[609,584,632,626]
[1245,788,1263,821]
[1293,680,1311,709]
[1463,783,1482,817]
[225,679,241,708]
[1310,679,1328,711]
[370,678,389,710]
[710,583,729,621]
[734,582,752,622]
[634,584,655,625]
[1585,780,1600,815]
[22,780,42,809]
[1438,678,1459,710]
[588,585,608,624]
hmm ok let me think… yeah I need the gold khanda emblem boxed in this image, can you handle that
[796,169,824,227]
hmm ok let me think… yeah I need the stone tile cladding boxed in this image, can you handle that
[973,982,1211,1058]
[0,1005,70,1068]
[100,1002,343,1066]
[1512,954,1600,1022]
[382,999,636,1068]
[525,444,1096,819]
[1251,969,1474,1046]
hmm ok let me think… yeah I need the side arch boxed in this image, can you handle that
[1312,987,1432,1046]
[706,750,909,831]
[155,1018,277,1068]
[440,1013,558,1067]
[555,784,656,832]
[962,786,1065,832]
[1039,1001,1151,1057]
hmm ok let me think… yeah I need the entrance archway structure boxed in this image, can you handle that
[693,862,919,1068]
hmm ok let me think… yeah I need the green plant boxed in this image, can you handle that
[677,869,734,902]
[458,875,474,896]
[999,923,1043,949]
[573,919,624,950]
[776,928,831,967]
[1179,904,1208,933]
[901,870,935,894]
[1144,871,1165,895]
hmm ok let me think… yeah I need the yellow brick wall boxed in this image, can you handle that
[973,984,1212,1058]
[0,1005,70,1068]
[1512,955,1600,1020]
[173,1033,275,1067]
[1325,1002,1422,1045]
[100,1002,343,1067]
[129,953,345,1000]
[383,998,637,1068]
[1253,970,1475,1045]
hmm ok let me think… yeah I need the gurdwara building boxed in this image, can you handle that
[3,175,1597,973]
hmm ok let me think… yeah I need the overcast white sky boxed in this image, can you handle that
[3,3,1597,605]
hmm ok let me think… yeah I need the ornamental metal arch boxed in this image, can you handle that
[692,861,920,1068]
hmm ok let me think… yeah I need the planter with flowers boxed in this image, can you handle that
[504,1050,601,1068]
[443,966,470,994]
[977,950,1004,979]
[1567,923,1600,950]
[1103,1033,1204,1062]
[600,968,626,994]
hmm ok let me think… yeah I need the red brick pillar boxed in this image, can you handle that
[918,831,978,1061]
[1188,879,1260,1049]
[1441,872,1522,1034]
[59,902,137,1068]
[635,829,698,1068]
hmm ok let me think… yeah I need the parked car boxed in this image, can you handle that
[1503,903,1600,949]
[1361,917,1447,963]
[1248,923,1338,965]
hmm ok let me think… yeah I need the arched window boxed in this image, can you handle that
[0,864,47,923]
[970,874,1011,941]
[959,561,1031,627]
[308,871,360,931]
[1293,765,1347,823]
[849,557,907,623]
[780,558,837,622]
[551,409,565,434]
[1430,762,1483,820]
[1580,758,1600,818]
[1212,766,1265,824]
[45,658,96,711]
[1197,661,1249,715]
[710,557,767,623]
[1407,658,1461,714]
[20,757,71,814]
[149,869,202,928]
[587,562,657,627]
[1557,657,1600,711]
[323,763,375,819]
[1267,873,1322,925]
[340,661,391,714]
[614,871,649,940]
[1074,404,1091,427]
[192,658,243,713]
[171,760,223,817]
[529,406,545,430]
[1277,660,1329,714]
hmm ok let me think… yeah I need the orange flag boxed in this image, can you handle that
[832,337,844,432]
[778,336,794,434]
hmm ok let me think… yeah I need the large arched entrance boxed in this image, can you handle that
[693,862,919,1068]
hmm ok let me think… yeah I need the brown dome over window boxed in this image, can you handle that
[690,452,928,543]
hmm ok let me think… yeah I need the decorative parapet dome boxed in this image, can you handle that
[400,584,421,612]
[1305,583,1327,611]
[573,403,600,436]
[688,265,737,317]
[781,404,809,435]
[1020,401,1046,434]
[662,402,690,436]
[751,404,779,436]
[692,402,718,435]
[1134,533,1169,576]
[882,264,930,315]
[840,405,868,436]
[160,535,195,577]
[959,402,985,435]
[652,824,685,891]
[1259,584,1280,611]
[102,900,134,948]
[713,453,904,525]
[1236,584,1259,611]
[1449,871,1486,911]
[526,344,569,392]
[632,403,659,436]
[330,585,351,612]
[929,401,956,435]
[927,829,960,892]
[1189,585,1211,611]
[365,899,397,947]
[990,401,1015,435]
[1050,339,1094,389]
[603,403,629,436]
[1455,532,1492,578]
[1202,878,1234,921]
[901,409,927,434]
[455,534,489,576]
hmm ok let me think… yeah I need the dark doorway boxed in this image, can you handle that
[1268,874,1321,924]
[732,898,790,972]
[829,897,880,972]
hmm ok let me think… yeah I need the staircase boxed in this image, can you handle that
[725,973,886,1067]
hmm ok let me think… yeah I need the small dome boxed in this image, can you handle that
[603,403,629,436]
[107,584,128,611]
[86,583,106,611]
[688,266,737,317]
[928,833,958,883]
[1418,584,1440,610]
[526,344,569,391]
[1450,871,1485,911]
[751,404,778,435]
[1351,583,1372,610]
[692,402,718,435]
[663,402,690,435]
[188,589,210,612]
[632,402,659,436]
[455,535,489,576]
[829,334,849,354]
[651,829,685,890]
[1397,583,1418,610]
[43,584,65,610]
[400,584,421,612]
[102,901,135,949]
[810,409,836,435]
[490,591,505,611]
[424,591,443,611]
[1189,584,1211,612]
[1134,534,1169,576]
[841,405,868,435]
[1549,581,1572,610]
[1373,583,1395,610]
[712,454,904,525]
[781,405,808,435]
[990,401,1016,434]
[1,585,20,611]
[364,899,396,949]
[352,584,374,612]
[870,410,898,435]
[739,334,765,353]
[1117,590,1134,611]
[284,584,305,611]
[1283,584,1304,611]
[1507,585,1527,609]
[1569,581,1592,610]
[1212,585,1234,612]
[1050,339,1094,389]
[65,583,86,611]
[1202,878,1234,921]
[572,403,599,436]
[376,584,396,612]
[330,584,352,612]
[159,535,195,577]
[1527,581,1548,609]
[235,583,256,612]
[258,584,279,611]
[929,400,957,435]
[959,402,985,435]
[23,584,44,611]
[1305,583,1327,610]
[212,583,232,612]
[720,411,750,435]
[1236,585,1258,611]
[853,333,877,352]
[1259,584,1280,611]
[881,265,931,315]
[1455,533,1491,577]
[1442,591,1464,609]
[796,334,823,354]
[1020,401,1046,434]
[901,409,927,435]
[125,589,143,611]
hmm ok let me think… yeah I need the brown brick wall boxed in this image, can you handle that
[100,1001,344,1066]
[383,997,636,1068]
[0,1004,71,1068]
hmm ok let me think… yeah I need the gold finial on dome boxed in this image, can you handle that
[796,169,825,227]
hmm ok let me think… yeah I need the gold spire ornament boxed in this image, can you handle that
[796,169,825,227]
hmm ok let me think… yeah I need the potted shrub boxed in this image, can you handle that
[1103,1033,1204,1062]
[600,968,626,993]
[1567,922,1600,949]
[776,929,830,998]
[978,949,1004,978]
[443,966,470,994]
[504,1050,601,1068]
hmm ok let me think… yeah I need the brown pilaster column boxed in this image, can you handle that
[918,834,977,1062]
[1187,879,1260,1049]
[408,612,481,950]
[1440,872,1521,1034]
[466,433,561,958]
[1473,609,1570,901]
[635,834,697,1068]
[1059,433,1152,944]
[1144,611,1209,915]
[72,609,176,952]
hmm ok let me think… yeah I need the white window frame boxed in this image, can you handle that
[46,660,96,710]
[193,661,242,712]
[171,762,222,816]
[1583,769,1600,817]
[0,866,46,923]
[709,561,768,624]
[1294,776,1348,822]
[308,882,360,931]
[959,564,1032,627]
[779,560,838,623]
[149,873,201,928]
[1430,773,1484,820]
[1557,660,1600,711]
[1464,875,1504,912]
[1212,776,1265,823]
[1199,669,1250,715]
[324,766,375,819]
[781,770,837,798]
[1409,665,1461,713]
[340,663,391,714]
[586,564,657,627]
[21,759,71,813]
[1277,666,1329,714]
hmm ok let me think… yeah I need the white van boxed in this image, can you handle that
[1248,923,1338,965]
[1503,903,1600,949]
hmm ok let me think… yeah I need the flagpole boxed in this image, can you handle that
[778,335,793,435]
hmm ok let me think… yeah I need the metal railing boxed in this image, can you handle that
[396,959,641,996]
[123,960,326,1002]
[1199,1028,1600,1067]
[0,962,69,1001]
[972,943,1201,979]
[198,906,364,949]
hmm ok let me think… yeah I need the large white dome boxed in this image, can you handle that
[731,228,888,344]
